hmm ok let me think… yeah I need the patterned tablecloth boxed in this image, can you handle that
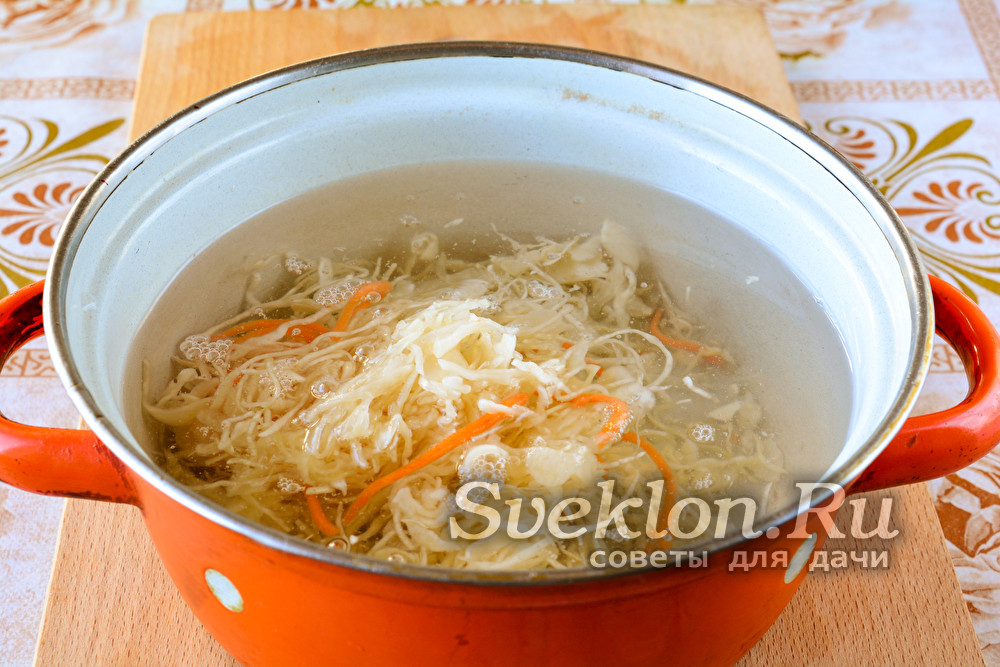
[1,0,999,664]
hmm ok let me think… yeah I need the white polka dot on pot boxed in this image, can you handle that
[784,533,818,585]
[205,568,244,613]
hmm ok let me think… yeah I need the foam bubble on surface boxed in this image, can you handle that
[180,334,232,367]
[284,254,311,275]
[315,279,362,307]
[459,444,509,485]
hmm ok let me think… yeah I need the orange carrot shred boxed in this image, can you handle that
[570,394,632,449]
[210,280,392,346]
[287,322,330,343]
[215,319,282,339]
[306,492,340,536]
[620,432,677,506]
[650,309,725,367]
[621,432,676,550]
[213,319,328,344]
[342,393,530,526]
[331,281,393,333]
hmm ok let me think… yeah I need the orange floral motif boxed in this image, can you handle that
[828,125,876,171]
[728,0,908,59]
[896,181,1000,244]
[0,0,126,50]
[0,182,83,246]
[816,116,1000,302]
[0,116,122,296]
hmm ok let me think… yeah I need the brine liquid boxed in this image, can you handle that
[130,160,854,527]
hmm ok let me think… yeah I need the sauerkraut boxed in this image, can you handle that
[145,221,785,569]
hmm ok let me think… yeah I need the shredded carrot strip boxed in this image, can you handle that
[286,322,329,343]
[214,319,328,344]
[342,393,530,526]
[621,432,676,550]
[216,319,281,339]
[211,281,392,346]
[306,492,340,536]
[650,309,725,367]
[570,394,632,449]
[331,281,393,333]
[621,432,677,507]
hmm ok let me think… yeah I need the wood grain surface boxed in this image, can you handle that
[34,7,983,666]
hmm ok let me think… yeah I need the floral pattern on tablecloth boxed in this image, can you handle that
[0,0,128,51]
[815,115,1000,302]
[2,0,1000,664]
[726,0,910,59]
[0,115,123,292]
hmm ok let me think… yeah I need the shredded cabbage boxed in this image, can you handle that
[145,221,785,569]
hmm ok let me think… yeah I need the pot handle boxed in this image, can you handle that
[0,281,136,504]
[850,275,1000,494]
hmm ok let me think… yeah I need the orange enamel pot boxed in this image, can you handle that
[1,44,1000,666]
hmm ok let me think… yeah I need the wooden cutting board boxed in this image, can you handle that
[33,6,983,666]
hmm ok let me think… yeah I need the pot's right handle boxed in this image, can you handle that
[851,275,1000,494]
[0,281,136,504]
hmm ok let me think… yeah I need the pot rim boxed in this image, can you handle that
[44,41,932,585]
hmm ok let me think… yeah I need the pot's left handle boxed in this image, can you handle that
[0,281,137,504]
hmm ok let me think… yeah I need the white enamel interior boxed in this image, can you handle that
[53,53,921,505]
